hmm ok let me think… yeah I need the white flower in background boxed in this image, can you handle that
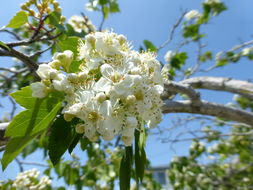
[184,10,201,20]
[13,168,51,190]
[215,51,223,61]
[32,31,164,146]
[205,0,220,4]
[242,47,253,56]
[31,82,49,98]
[164,50,175,63]
[68,15,96,33]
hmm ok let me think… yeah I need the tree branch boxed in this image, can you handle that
[182,77,253,100]
[162,100,253,127]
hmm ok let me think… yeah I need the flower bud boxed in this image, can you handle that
[118,34,126,45]
[86,35,96,49]
[126,95,136,104]
[21,3,28,10]
[28,10,36,17]
[78,72,88,81]
[49,60,61,69]
[96,92,106,103]
[67,73,78,83]
[64,113,74,121]
[60,16,66,23]
[75,124,85,134]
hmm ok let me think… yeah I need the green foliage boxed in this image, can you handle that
[48,116,77,165]
[1,86,63,170]
[6,11,28,28]
[143,40,157,52]
[5,87,63,137]
[120,146,133,190]
[134,129,147,183]
[171,52,188,70]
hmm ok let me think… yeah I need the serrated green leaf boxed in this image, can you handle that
[57,37,82,72]
[143,40,157,52]
[1,133,40,170]
[48,116,76,165]
[0,41,10,51]
[5,86,63,137]
[120,146,133,190]
[7,11,28,28]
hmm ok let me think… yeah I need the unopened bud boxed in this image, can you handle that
[78,72,88,81]
[21,3,28,10]
[67,73,78,83]
[118,34,126,45]
[60,16,66,23]
[86,35,96,49]
[29,10,36,17]
[75,124,85,134]
[96,92,106,103]
[126,95,136,104]
[64,113,74,122]
[49,60,61,69]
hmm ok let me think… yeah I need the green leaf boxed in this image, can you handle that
[46,11,65,32]
[48,116,76,165]
[171,52,188,70]
[109,1,120,13]
[57,37,82,72]
[80,137,90,151]
[7,11,28,28]
[1,133,41,170]
[5,87,63,137]
[68,134,82,154]
[143,40,157,52]
[0,41,10,51]
[102,5,110,19]
[120,146,133,190]
[134,129,146,183]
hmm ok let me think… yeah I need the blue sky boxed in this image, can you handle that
[1,0,253,185]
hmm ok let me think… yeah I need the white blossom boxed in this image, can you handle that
[32,31,164,146]
[13,168,51,190]
[184,10,201,20]
[68,15,96,33]
[31,82,49,98]
[164,50,175,63]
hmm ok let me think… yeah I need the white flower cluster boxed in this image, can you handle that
[184,10,201,21]
[68,15,96,33]
[164,50,175,63]
[12,168,51,190]
[32,31,164,146]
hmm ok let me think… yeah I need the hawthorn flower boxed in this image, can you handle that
[32,31,165,146]
[164,50,175,63]
[31,82,49,98]
[13,169,51,190]
[68,15,96,33]
[184,10,201,20]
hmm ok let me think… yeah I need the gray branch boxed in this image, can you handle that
[182,76,253,100]
[162,100,253,126]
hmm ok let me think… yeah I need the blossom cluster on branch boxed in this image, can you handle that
[31,31,164,146]
[12,168,51,190]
